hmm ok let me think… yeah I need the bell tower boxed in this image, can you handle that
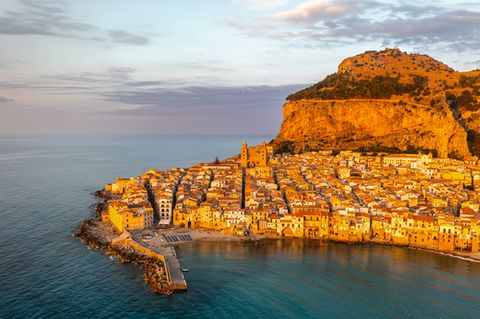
[240,141,248,167]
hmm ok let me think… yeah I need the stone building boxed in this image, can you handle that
[240,140,273,168]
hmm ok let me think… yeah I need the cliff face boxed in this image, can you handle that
[275,99,470,159]
[275,48,480,159]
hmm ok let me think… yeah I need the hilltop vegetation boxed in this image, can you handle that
[287,48,480,113]
[287,73,429,101]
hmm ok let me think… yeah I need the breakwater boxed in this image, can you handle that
[75,189,187,295]
[111,233,187,292]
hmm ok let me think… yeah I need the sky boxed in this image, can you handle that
[0,0,479,134]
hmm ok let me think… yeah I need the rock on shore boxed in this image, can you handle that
[74,219,115,249]
[74,218,172,295]
[106,244,173,295]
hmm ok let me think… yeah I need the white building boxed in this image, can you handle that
[156,196,173,225]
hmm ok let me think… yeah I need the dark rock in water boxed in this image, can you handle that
[74,219,115,249]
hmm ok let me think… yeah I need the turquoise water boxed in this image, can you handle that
[1,134,479,318]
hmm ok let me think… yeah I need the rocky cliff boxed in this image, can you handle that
[274,49,480,159]
[276,99,469,158]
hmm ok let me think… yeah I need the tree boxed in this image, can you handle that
[274,141,295,155]
[457,90,480,111]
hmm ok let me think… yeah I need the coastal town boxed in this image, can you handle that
[101,141,480,255]
[72,140,480,294]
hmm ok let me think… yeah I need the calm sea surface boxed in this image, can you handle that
[0,134,479,319]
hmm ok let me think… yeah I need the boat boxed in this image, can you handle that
[181,268,189,272]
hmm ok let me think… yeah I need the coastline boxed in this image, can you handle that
[406,246,480,263]
[75,216,480,296]
[74,189,480,296]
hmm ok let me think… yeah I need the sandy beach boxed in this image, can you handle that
[412,248,480,263]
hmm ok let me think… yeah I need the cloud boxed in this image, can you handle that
[466,59,480,66]
[0,0,150,45]
[103,84,305,116]
[45,67,136,84]
[0,96,13,103]
[108,30,150,46]
[240,0,291,9]
[0,49,22,68]
[105,67,135,81]
[99,84,306,133]
[274,0,352,22]
[0,66,139,95]
[226,0,480,51]
[327,10,480,50]
[0,64,229,93]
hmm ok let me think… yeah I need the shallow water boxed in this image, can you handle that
[0,134,479,318]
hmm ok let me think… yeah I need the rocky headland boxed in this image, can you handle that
[274,48,480,159]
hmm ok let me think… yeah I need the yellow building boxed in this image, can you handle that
[371,216,390,241]
[250,209,269,234]
[173,206,195,229]
[246,166,272,178]
[108,201,145,233]
[438,214,455,252]
[301,211,330,239]
[383,154,420,166]
[110,177,135,195]
[273,214,304,238]
[409,215,438,250]
[329,212,363,243]
[195,203,214,229]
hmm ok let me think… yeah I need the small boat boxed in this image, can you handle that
[181,268,189,272]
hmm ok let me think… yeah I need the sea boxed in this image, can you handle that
[1,133,480,319]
